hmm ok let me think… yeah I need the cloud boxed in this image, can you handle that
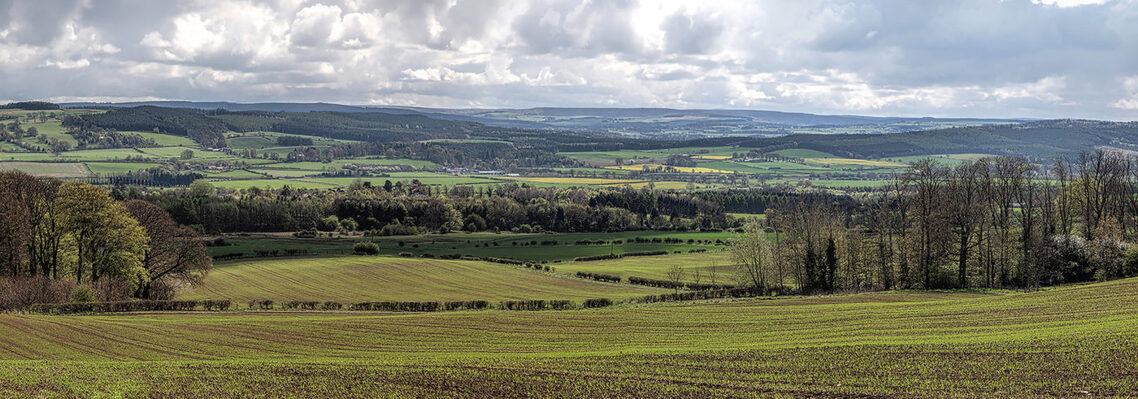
[0,0,1136,120]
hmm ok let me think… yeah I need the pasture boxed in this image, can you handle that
[1,277,1135,396]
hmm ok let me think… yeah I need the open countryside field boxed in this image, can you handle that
[181,256,668,302]
[2,277,1136,396]
[0,161,89,177]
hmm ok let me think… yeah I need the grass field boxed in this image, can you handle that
[1,277,1135,396]
[802,157,906,167]
[0,161,90,177]
[181,256,668,302]
[605,163,737,174]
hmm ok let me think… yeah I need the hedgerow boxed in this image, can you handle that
[576,272,621,283]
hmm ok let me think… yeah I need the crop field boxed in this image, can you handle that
[496,176,644,186]
[83,162,161,174]
[605,163,738,174]
[802,157,906,167]
[0,161,90,177]
[208,231,731,262]
[181,256,668,302]
[554,250,735,282]
[1,277,1136,396]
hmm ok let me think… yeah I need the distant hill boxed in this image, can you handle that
[61,101,1022,137]
[678,120,1138,159]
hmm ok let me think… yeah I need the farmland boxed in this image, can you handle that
[1,277,1136,396]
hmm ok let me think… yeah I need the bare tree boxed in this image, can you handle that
[665,265,686,294]
[732,219,771,290]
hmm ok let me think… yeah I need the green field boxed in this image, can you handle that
[0,161,90,177]
[181,256,668,302]
[208,231,733,262]
[1,277,1135,396]
[554,250,735,282]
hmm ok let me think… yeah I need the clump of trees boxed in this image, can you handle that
[730,151,1138,293]
[133,183,729,235]
[0,172,211,310]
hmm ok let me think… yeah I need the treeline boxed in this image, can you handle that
[77,106,227,147]
[134,182,730,234]
[1,101,60,110]
[734,151,1138,293]
[0,172,211,311]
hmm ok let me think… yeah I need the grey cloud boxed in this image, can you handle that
[1,0,1137,120]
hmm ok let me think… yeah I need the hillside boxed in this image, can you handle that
[2,277,1135,396]
[675,119,1138,158]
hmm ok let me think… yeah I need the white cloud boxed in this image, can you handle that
[0,0,1136,119]
[1113,76,1138,110]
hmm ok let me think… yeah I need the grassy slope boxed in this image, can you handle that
[180,256,669,302]
[1,277,1136,396]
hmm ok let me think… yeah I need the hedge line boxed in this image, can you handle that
[28,299,232,314]
[636,287,765,304]
[576,271,621,283]
[628,276,734,291]
[573,250,669,262]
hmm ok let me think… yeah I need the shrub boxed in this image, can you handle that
[499,300,547,311]
[549,300,574,310]
[623,250,668,257]
[576,271,621,283]
[0,276,74,312]
[293,230,318,238]
[398,252,413,257]
[322,301,343,310]
[349,301,441,312]
[583,298,613,308]
[573,254,621,262]
[70,285,95,303]
[353,241,381,255]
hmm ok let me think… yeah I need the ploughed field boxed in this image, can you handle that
[1,277,1136,397]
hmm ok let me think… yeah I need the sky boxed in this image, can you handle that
[1,0,1137,120]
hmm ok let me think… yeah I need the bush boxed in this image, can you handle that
[576,271,621,283]
[444,300,489,311]
[583,298,613,308]
[0,276,74,312]
[248,299,274,310]
[293,230,318,238]
[499,300,547,311]
[623,250,668,257]
[348,301,441,312]
[353,241,380,255]
[322,301,343,310]
[202,300,232,311]
[573,254,621,262]
[398,252,413,257]
[70,285,95,303]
